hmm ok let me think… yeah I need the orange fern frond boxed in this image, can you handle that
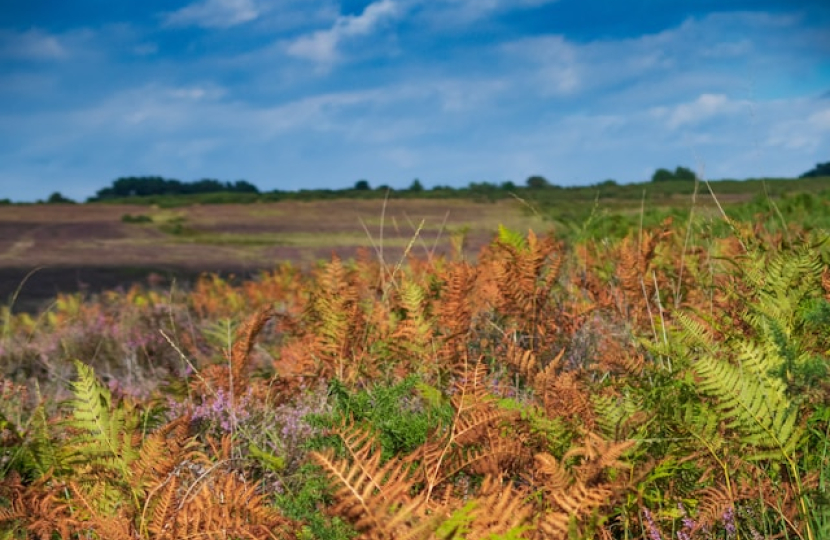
[313,424,422,540]
[229,305,276,397]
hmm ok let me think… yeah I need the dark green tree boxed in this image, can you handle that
[674,166,696,181]
[46,191,75,204]
[354,179,371,191]
[526,175,550,189]
[408,179,424,192]
[91,176,261,200]
[800,162,830,178]
[230,180,259,193]
[651,168,674,183]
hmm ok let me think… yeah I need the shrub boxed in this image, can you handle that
[121,213,153,223]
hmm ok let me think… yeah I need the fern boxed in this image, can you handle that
[592,392,649,441]
[60,360,145,520]
[497,225,528,252]
[692,343,804,461]
[313,424,423,540]
[65,361,140,481]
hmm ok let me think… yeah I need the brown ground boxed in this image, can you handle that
[0,200,547,312]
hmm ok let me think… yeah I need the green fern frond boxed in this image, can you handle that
[592,393,647,440]
[10,402,69,479]
[681,401,725,456]
[744,248,824,334]
[65,360,140,489]
[673,311,719,352]
[693,344,804,460]
[497,225,527,252]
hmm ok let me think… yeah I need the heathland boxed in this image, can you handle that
[1,175,830,539]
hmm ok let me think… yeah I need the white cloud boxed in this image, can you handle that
[657,93,745,129]
[0,29,67,60]
[163,0,259,29]
[500,35,581,96]
[286,0,399,65]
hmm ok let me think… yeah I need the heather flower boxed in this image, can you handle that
[748,524,763,540]
[722,506,736,539]
[642,509,664,540]
[191,387,253,435]
[676,503,694,540]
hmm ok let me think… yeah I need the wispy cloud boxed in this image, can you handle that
[650,93,748,130]
[163,0,260,29]
[0,29,67,60]
[286,0,399,66]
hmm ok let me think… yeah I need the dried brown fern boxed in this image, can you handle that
[538,370,596,431]
[229,306,276,397]
[435,262,477,369]
[529,432,637,540]
[168,473,296,540]
[465,475,534,538]
[192,306,276,398]
[416,360,527,502]
[564,432,635,486]
[0,472,76,540]
[312,423,424,540]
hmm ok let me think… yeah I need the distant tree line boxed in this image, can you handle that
[9,161,827,205]
[90,176,259,201]
[800,162,830,178]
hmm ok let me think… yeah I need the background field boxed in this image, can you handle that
[2,176,829,312]
[0,199,547,311]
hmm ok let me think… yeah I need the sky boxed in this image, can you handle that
[1,0,829,201]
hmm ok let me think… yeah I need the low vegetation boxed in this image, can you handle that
[1,183,830,539]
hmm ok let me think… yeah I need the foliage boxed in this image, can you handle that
[2,205,830,539]
[651,166,696,182]
[91,176,259,201]
[46,192,76,204]
[121,213,153,224]
[800,161,830,178]
[526,176,551,189]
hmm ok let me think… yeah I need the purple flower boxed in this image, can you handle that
[722,506,736,539]
[642,509,664,540]
[676,503,694,540]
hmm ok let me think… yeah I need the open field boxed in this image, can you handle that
[0,199,547,311]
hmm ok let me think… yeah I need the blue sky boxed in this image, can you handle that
[1,0,829,201]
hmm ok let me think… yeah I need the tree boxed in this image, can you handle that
[674,166,696,181]
[526,175,550,189]
[800,162,830,178]
[231,180,259,193]
[651,168,674,183]
[46,191,75,204]
[652,167,696,182]
[500,181,516,190]
[408,179,424,192]
[354,179,371,191]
